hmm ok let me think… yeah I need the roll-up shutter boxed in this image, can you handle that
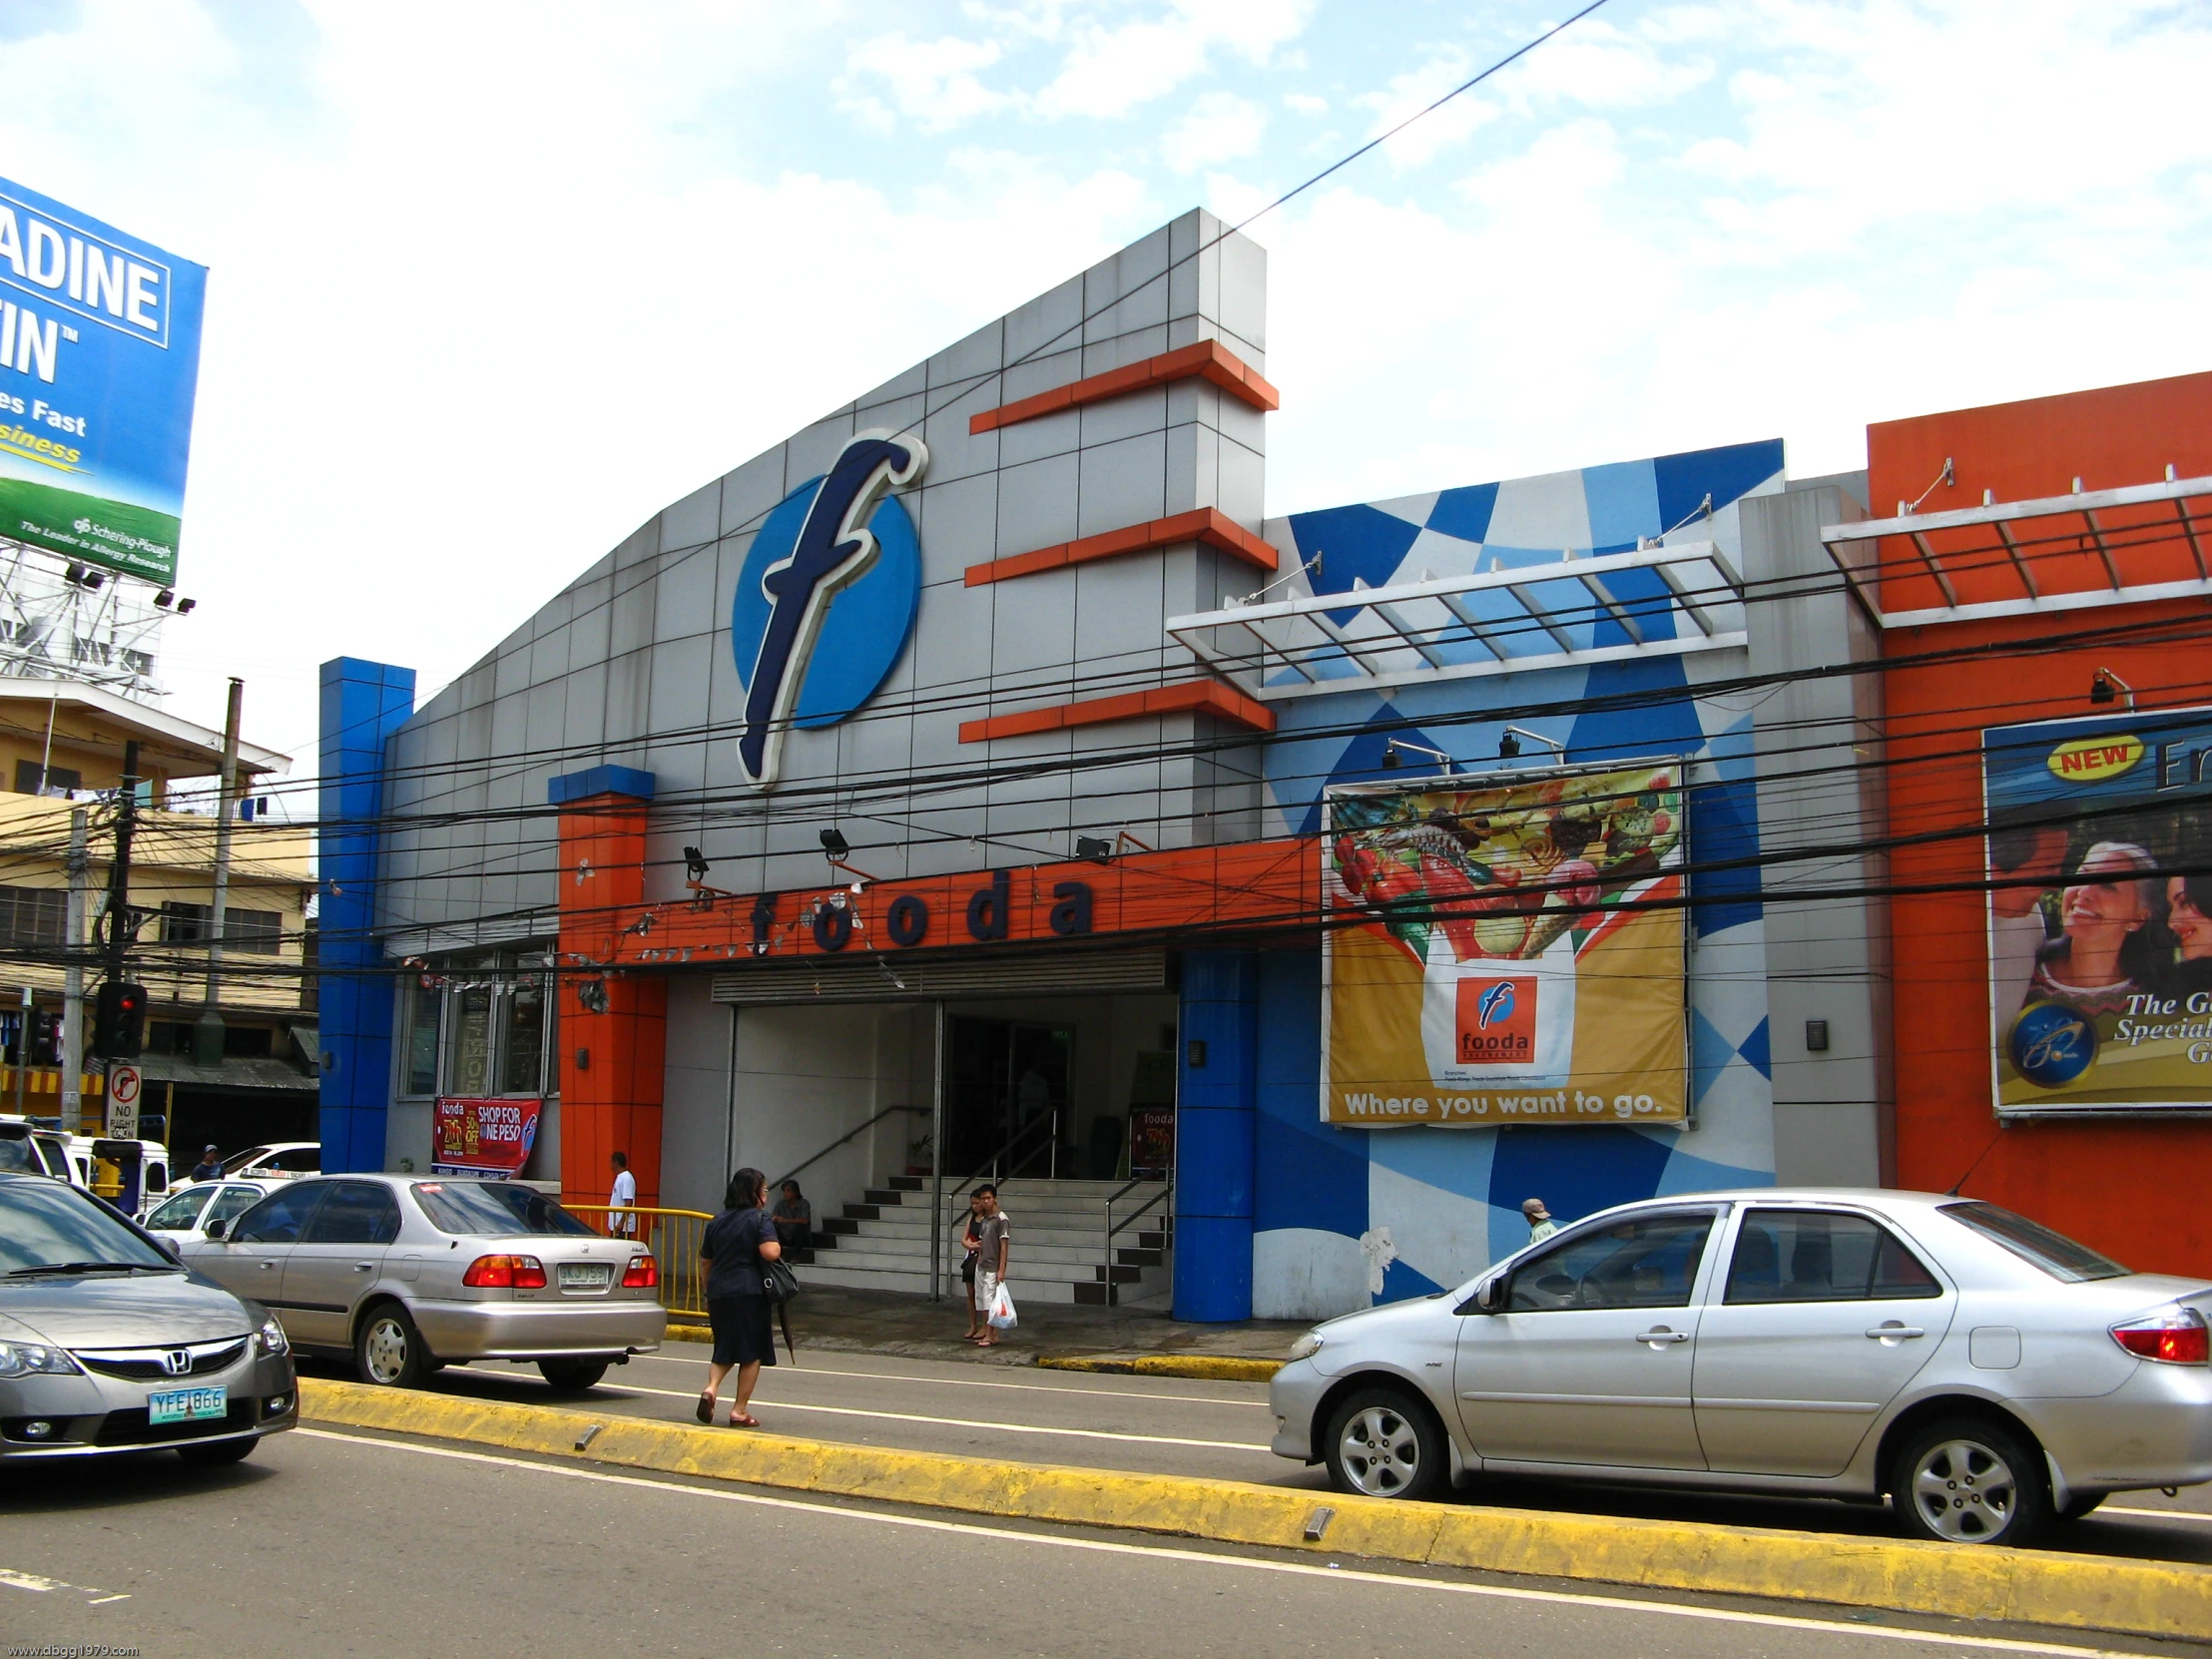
[710,948,1168,1006]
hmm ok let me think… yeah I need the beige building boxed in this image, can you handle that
[0,680,312,1154]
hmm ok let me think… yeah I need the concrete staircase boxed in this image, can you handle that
[794,1176,1173,1308]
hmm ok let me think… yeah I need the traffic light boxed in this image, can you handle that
[93,980,147,1059]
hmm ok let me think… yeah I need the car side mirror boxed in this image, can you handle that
[1456,1277,1508,1316]
[204,1218,232,1243]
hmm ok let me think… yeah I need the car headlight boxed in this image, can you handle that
[255,1316,289,1358]
[0,1341,81,1379]
[1288,1330,1325,1362]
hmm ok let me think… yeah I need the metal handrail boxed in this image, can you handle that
[946,1107,1060,1203]
[772,1103,928,1191]
[1104,1176,1173,1296]
[568,1203,715,1320]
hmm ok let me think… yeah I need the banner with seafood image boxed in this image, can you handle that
[1322,763,1690,1128]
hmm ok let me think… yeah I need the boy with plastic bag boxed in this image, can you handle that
[971,1184,1014,1346]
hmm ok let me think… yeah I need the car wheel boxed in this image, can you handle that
[1891,1416,2048,1546]
[177,1437,256,1467]
[355,1303,430,1388]
[1323,1386,1446,1502]
[538,1358,609,1392]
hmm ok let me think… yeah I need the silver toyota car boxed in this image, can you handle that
[184,1174,665,1390]
[0,1171,297,1462]
[1270,1189,2212,1546]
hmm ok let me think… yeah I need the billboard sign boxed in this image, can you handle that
[1322,762,1689,1127]
[432,1096,542,1177]
[1985,706,2212,1117]
[0,178,206,584]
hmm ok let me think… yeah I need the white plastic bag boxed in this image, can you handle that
[987,1281,1018,1330]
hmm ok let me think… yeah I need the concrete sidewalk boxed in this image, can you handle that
[735,1285,1307,1369]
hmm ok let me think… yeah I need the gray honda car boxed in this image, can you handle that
[0,1171,297,1462]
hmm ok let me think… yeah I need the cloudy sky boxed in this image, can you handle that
[4,0,2210,775]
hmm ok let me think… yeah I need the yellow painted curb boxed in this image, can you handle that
[297,1378,2212,1641]
[1036,1354,1284,1382]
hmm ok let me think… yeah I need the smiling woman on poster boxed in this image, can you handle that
[2028,841,2161,1017]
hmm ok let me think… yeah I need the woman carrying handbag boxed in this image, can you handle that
[697,1167,784,1428]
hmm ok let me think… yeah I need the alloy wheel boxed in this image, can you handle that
[1909,1436,2018,1541]
[362,1315,410,1385]
[1337,1403,1423,1497]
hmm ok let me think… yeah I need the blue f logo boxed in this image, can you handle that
[736,430,927,788]
[1476,981,1514,1029]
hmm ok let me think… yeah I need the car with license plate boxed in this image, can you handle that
[1269,1189,2212,1547]
[0,1170,296,1463]
[183,1174,665,1390]
[144,1180,272,1249]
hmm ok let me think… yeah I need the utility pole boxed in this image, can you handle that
[60,806,87,1133]
[102,738,140,1005]
[194,678,243,1067]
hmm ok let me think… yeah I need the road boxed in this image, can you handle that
[341,1339,2212,1567]
[3,1424,2200,1659]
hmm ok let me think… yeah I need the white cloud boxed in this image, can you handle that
[1035,0,1314,120]
[1354,50,1500,169]
[836,31,1014,134]
[1161,91,1265,174]
[1283,91,1328,117]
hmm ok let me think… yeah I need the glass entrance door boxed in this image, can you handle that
[945,1017,1072,1180]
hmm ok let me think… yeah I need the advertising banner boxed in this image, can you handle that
[0,178,206,583]
[432,1096,542,1177]
[1985,706,2212,1117]
[1322,763,1689,1127]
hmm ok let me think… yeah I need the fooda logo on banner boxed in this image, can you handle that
[1456,976,1537,1064]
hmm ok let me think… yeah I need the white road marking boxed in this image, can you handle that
[2103,1505,2212,1525]
[0,1565,126,1603]
[621,1350,1267,1408]
[448,1367,1272,1451]
[294,1430,2139,1658]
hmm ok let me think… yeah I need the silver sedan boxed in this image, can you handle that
[1269,1189,2212,1547]
[184,1174,666,1390]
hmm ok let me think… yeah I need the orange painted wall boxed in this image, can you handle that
[1874,370,2212,1275]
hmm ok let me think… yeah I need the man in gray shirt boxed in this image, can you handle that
[971,1184,1010,1347]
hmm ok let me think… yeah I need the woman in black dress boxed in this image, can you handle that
[697,1167,782,1428]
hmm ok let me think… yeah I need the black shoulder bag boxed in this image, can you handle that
[757,1214,801,1361]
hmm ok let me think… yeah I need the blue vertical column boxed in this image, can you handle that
[317,658,416,1174]
[1174,949,1259,1322]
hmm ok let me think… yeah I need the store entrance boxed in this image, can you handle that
[938,993,1179,1187]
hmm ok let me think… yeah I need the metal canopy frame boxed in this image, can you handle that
[1821,474,2212,629]
[1164,539,1747,701]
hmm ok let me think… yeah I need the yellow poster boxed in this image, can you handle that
[1322,765,1689,1127]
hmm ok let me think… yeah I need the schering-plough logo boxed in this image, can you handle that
[1455,976,1536,1064]
[733,429,926,789]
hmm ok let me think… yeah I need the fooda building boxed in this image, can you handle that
[317,211,2212,1319]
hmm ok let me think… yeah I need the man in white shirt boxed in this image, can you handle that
[608,1150,638,1239]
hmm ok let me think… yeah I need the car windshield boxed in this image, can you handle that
[411,1181,593,1238]
[1939,1201,2128,1282]
[0,1178,175,1274]
[221,1145,274,1175]
[0,1134,42,1176]
[145,1189,210,1230]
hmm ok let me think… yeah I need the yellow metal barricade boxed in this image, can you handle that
[566,1204,713,1320]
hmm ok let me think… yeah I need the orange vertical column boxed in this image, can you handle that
[550,767,666,1213]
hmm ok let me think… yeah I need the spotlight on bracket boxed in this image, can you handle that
[819,827,850,858]
[1383,740,1457,776]
[154,589,176,609]
[2089,667,2135,710]
[1076,835,1114,863]
[682,844,710,882]
[1497,726,1566,765]
[175,597,196,614]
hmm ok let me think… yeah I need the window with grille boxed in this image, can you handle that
[0,886,66,947]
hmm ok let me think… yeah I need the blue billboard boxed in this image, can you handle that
[0,178,206,584]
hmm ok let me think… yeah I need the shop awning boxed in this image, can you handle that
[712,948,1170,1005]
[133,1053,318,1095]
[1822,472,2212,627]
[1164,539,1746,701]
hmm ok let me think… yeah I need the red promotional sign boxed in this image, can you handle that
[432,1097,542,1178]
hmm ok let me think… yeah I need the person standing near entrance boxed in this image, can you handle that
[191,1145,222,1182]
[957,1192,984,1339]
[970,1184,1010,1348]
[608,1151,638,1239]
[698,1167,782,1427]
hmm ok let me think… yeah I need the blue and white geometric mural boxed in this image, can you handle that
[1248,440,1787,1320]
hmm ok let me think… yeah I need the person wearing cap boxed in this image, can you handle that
[190,1145,222,1182]
[1522,1197,1557,1245]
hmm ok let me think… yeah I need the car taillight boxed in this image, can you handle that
[462,1253,548,1289]
[623,1254,658,1288]
[2111,1306,2210,1364]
